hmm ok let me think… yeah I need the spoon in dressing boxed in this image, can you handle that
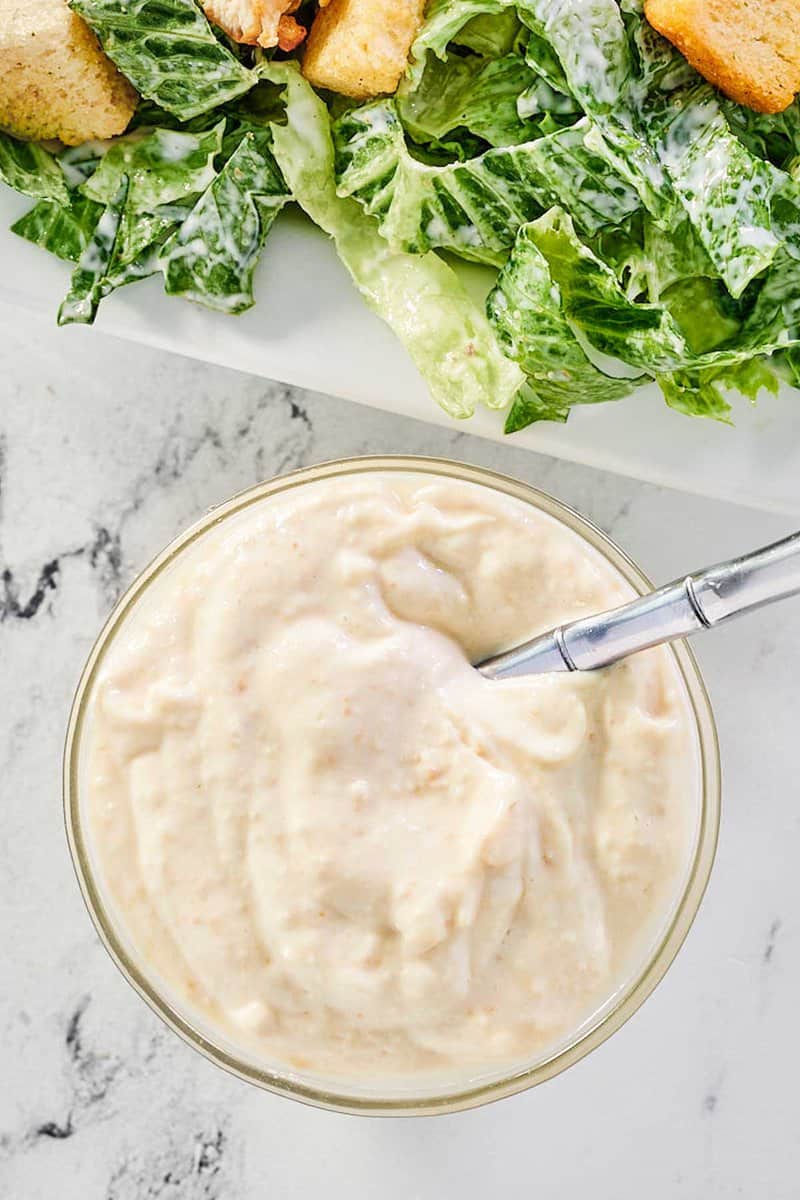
[478,530,800,679]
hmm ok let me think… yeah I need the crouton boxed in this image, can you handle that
[201,0,306,50]
[0,0,137,146]
[302,0,425,99]
[645,0,800,114]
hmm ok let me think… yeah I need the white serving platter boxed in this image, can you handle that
[2,186,799,516]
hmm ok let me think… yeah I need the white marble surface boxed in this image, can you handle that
[1,301,799,1198]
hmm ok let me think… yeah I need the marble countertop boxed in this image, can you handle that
[1,302,798,1199]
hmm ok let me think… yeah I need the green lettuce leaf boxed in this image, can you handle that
[69,0,257,119]
[58,179,129,325]
[487,221,640,425]
[56,123,226,322]
[519,0,632,115]
[264,62,523,418]
[777,346,800,386]
[160,130,290,313]
[518,207,692,370]
[637,82,780,297]
[11,194,104,263]
[658,359,779,422]
[723,99,800,173]
[522,29,574,97]
[0,133,70,202]
[503,209,794,418]
[83,124,223,210]
[334,101,641,263]
[405,0,510,75]
[111,201,196,275]
[397,52,543,148]
[740,251,800,353]
[504,385,569,429]
[520,0,670,216]
[452,8,520,55]
[58,143,111,188]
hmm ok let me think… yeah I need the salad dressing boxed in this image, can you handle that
[82,471,699,1079]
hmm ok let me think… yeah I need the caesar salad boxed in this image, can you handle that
[1,0,799,431]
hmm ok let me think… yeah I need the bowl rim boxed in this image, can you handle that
[63,454,721,1116]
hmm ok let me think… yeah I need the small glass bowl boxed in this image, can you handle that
[64,456,720,1116]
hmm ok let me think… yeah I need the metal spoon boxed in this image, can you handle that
[478,530,800,680]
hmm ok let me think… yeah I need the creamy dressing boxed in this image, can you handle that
[83,472,698,1080]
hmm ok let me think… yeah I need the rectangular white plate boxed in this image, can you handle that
[3,186,799,515]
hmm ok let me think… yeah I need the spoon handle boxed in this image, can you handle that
[479,530,800,679]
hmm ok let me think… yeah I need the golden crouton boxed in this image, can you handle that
[0,0,137,146]
[302,0,426,100]
[645,0,800,114]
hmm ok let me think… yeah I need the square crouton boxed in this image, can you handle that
[645,0,800,114]
[0,0,137,145]
[302,0,426,100]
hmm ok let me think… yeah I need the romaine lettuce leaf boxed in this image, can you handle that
[504,385,570,428]
[723,99,800,173]
[658,359,779,422]
[487,222,639,425]
[453,8,520,56]
[657,369,733,422]
[405,0,511,74]
[69,0,257,119]
[397,52,543,148]
[637,216,714,300]
[637,82,780,298]
[56,124,226,322]
[497,209,794,420]
[58,143,111,188]
[0,134,70,203]
[522,30,574,97]
[661,276,743,355]
[83,124,223,210]
[112,202,196,274]
[11,194,104,263]
[516,207,693,371]
[264,62,523,418]
[160,131,290,313]
[519,0,670,216]
[778,346,800,387]
[334,101,641,262]
[58,180,129,325]
[740,252,800,352]
[519,0,632,114]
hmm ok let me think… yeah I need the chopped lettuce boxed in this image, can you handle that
[58,180,129,325]
[69,0,257,119]
[488,223,640,426]
[722,99,800,173]
[520,0,633,115]
[525,207,692,371]
[453,8,521,56]
[405,0,512,78]
[0,134,69,202]
[55,124,225,324]
[264,63,523,418]
[83,124,223,209]
[160,131,290,313]
[11,194,103,263]
[659,360,779,423]
[397,52,543,148]
[637,83,780,298]
[334,101,640,263]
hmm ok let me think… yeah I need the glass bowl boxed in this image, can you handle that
[64,456,720,1115]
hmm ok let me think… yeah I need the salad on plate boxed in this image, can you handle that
[1,0,800,431]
